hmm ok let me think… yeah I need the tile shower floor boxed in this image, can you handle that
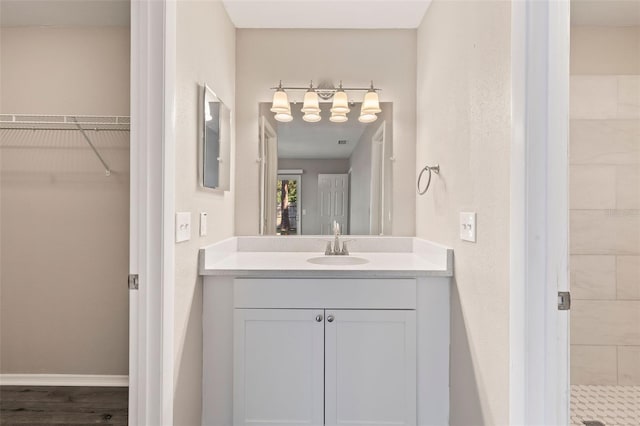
[571,385,640,426]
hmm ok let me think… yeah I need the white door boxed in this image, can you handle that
[318,173,349,235]
[233,309,325,426]
[324,310,417,426]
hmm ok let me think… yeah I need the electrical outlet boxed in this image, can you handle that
[460,212,476,242]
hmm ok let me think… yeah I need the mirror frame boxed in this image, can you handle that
[199,83,231,192]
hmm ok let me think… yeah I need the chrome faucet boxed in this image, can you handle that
[323,222,350,255]
[333,222,341,255]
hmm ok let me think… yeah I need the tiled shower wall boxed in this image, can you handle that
[570,26,640,386]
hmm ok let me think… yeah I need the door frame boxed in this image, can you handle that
[129,0,176,424]
[370,121,386,235]
[259,116,277,235]
[509,0,570,425]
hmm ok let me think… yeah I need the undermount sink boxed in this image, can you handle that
[306,256,369,266]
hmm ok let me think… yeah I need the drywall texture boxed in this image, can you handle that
[173,1,236,424]
[571,26,640,75]
[277,158,349,235]
[0,27,130,376]
[569,26,640,386]
[416,2,511,425]
[235,29,416,236]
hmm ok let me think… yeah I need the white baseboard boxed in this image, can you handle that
[0,374,129,387]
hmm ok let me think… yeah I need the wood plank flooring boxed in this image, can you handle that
[0,386,127,425]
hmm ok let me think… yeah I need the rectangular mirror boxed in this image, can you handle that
[201,84,230,191]
[258,102,393,236]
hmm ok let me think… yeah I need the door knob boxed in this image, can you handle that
[315,315,323,322]
[327,315,335,323]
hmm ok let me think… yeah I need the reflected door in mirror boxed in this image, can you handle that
[318,174,349,235]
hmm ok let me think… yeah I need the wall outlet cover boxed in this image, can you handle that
[459,212,477,243]
[176,212,191,243]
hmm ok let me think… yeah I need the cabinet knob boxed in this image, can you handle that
[315,315,323,322]
[327,315,335,323]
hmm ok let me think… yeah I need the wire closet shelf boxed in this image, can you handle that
[0,114,130,177]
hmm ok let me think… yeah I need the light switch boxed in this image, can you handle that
[460,212,476,242]
[200,212,208,237]
[176,212,191,243]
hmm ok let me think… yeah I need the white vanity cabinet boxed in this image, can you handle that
[200,237,453,426]
[234,308,416,426]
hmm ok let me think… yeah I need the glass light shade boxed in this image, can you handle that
[330,90,350,114]
[270,89,290,114]
[274,112,293,122]
[301,90,320,113]
[330,113,348,123]
[358,112,378,123]
[303,112,321,123]
[361,90,382,114]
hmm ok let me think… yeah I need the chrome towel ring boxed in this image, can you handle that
[417,164,440,195]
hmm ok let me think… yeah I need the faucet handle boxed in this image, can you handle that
[325,241,334,255]
[341,239,355,255]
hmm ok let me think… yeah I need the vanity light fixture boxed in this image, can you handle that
[301,81,322,122]
[271,81,293,122]
[269,80,382,124]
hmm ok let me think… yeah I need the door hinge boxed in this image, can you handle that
[128,274,139,290]
[558,291,571,310]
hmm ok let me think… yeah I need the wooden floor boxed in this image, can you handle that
[0,386,128,425]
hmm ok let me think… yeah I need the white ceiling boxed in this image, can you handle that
[571,0,640,26]
[275,102,371,159]
[222,0,432,29]
[1,0,130,27]
[4,0,637,29]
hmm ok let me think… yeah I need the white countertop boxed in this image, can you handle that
[199,237,453,278]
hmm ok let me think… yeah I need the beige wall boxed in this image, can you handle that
[569,25,640,386]
[416,1,511,424]
[0,27,130,375]
[235,29,417,236]
[173,1,236,424]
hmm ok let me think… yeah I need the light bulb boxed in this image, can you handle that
[275,112,293,122]
[330,113,348,123]
[303,112,321,123]
[358,112,377,123]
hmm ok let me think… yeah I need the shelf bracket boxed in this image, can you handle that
[71,117,112,176]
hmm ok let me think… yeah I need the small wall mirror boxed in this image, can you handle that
[201,84,231,191]
[258,101,393,236]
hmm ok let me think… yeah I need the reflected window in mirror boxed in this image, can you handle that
[258,102,393,236]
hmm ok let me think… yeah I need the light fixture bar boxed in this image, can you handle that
[269,85,381,92]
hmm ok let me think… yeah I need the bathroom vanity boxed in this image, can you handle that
[199,236,453,426]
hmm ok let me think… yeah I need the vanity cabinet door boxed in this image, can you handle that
[233,309,324,426]
[324,310,417,426]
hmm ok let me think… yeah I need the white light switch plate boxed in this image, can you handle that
[200,212,208,237]
[460,212,476,242]
[176,212,191,243]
